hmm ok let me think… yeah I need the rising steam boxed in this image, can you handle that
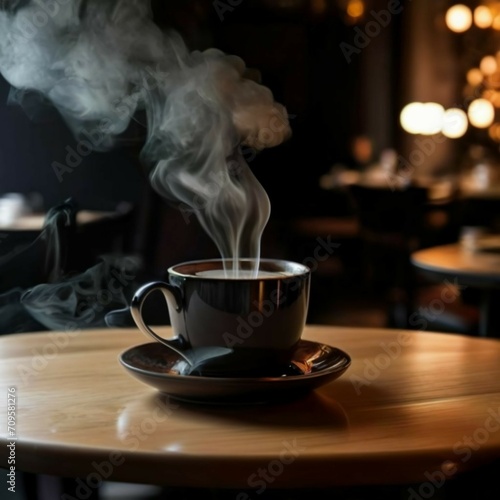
[0,0,291,270]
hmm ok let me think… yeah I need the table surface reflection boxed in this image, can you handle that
[1,326,500,488]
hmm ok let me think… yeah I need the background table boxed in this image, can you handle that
[1,325,500,493]
[0,210,116,232]
[411,243,500,337]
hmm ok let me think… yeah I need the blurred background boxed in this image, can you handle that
[1,0,499,335]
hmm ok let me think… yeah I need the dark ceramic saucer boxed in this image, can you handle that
[119,340,351,405]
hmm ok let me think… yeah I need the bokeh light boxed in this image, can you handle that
[442,108,468,138]
[480,55,497,75]
[400,102,425,134]
[493,14,500,29]
[467,68,484,86]
[422,103,445,135]
[474,6,493,28]
[446,4,473,32]
[400,102,445,135]
[488,123,500,142]
[346,0,364,19]
[468,98,496,128]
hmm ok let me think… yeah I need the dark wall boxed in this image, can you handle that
[0,0,403,273]
[0,0,402,218]
[0,75,147,212]
[207,1,364,217]
[152,0,377,218]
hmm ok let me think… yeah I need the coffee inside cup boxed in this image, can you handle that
[194,269,294,279]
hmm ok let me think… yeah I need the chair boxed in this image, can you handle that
[65,201,137,273]
[347,184,428,328]
[348,183,480,333]
[457,195,500,232]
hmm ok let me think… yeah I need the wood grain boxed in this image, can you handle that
[1,325,500,488]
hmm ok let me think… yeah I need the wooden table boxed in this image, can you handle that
[1,326,500,493]
[411,243,500,337]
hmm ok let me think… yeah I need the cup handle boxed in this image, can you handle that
[130,281,192,365]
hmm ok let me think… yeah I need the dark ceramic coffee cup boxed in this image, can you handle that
[130,258,310,376]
